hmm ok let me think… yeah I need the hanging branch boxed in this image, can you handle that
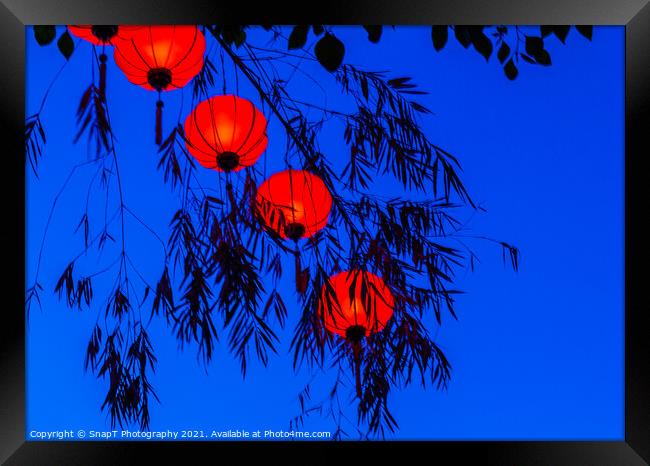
[25,54,72,175]
[207,30,504,436]
[48,46,165,429]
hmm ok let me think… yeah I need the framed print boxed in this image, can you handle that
[1,0,648,464]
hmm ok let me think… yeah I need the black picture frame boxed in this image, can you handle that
[1,1,648,464]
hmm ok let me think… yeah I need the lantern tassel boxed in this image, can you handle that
[294,250,301,292]
[99,53,107,99]
[226,180,237,209]
[155,99,164,145]
[353,340,363,399]
[294,247,309,294]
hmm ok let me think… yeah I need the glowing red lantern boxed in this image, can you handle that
[114,25,206,144]
[256,169,332,241]
[184,95,268,172]
[67,25,142,98]
[321,270,394,340]
[320,270,395,398]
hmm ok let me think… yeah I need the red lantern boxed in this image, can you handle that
[256,169,332,241]
[321,270,394,339]
[320,270,394,398]
[184,95,268,172]
[114,25,206,144]
[67,25,142,98]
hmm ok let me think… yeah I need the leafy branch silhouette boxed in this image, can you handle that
[23,24,588,437]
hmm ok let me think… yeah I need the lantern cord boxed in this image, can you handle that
[99,52,107,99]
[155,97,164,145]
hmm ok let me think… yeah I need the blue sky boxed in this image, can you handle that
[26,26,624,440]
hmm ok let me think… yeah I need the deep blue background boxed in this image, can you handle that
[26,26,624,440]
